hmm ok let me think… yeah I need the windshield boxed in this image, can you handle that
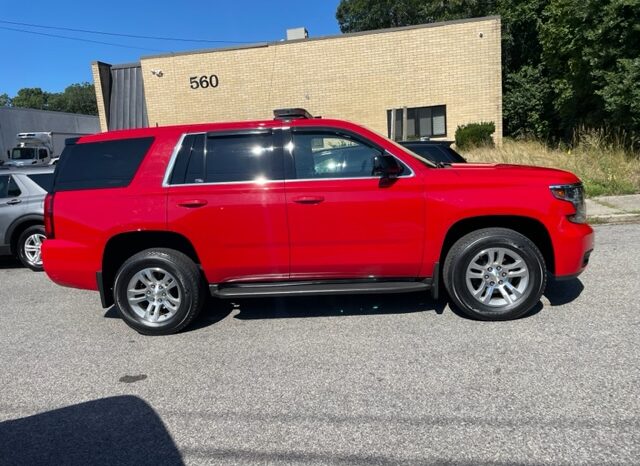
[385,138,437,168]
[11,148,36,160]
[364,126,437,168]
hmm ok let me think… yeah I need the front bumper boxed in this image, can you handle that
[552,218,594,278]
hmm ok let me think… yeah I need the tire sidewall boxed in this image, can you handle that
[17,225,45,272]
[449,234,545,320]
[114,254,196,334]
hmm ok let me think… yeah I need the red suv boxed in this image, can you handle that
[43,109,594,335]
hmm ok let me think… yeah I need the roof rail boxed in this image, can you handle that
[273,108,315,120]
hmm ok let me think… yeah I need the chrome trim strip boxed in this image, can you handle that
[164,179,283,188]
[162,131,416,188]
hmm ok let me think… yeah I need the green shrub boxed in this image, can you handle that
[455,122,496,149]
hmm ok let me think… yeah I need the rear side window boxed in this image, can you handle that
[0,175,9,198]
[206,133,278,183]
[54,137,154,191]
[167,131,282,184]
[27,173,55,193]
[168,134,206,185]
[0,175,20,197]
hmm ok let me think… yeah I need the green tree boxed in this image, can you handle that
[0,93,11,107]
[503,65,552,140]
[541,0,640,140]
[11,87,48,110]
[336,0,426,32]
[48,82,97,115]
[8,83,97,115]
[336,0,498,32]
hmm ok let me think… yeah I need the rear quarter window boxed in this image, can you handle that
[27,173,55,193]
[54,137,154,191]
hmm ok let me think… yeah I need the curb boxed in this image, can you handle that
[587,213,640,225]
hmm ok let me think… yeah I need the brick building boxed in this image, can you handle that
[92,16,502,142]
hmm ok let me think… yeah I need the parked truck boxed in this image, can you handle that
[3,132,81,167]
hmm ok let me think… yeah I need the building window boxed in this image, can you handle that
[387,105,447,140]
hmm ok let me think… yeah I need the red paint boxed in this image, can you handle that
[42,117,594,293]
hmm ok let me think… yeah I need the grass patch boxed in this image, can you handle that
[461,138,640,197]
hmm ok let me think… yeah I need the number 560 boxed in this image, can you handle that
[190,75,219,89]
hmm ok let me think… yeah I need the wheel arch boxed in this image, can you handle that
[6,214,44,254]
[100,231,201,308]
[439,215,555,275]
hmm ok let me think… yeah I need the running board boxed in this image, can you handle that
[210,280,432,299]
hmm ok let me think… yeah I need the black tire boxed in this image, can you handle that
[443,228,547,321]
[113,248,204,335]
[17,225,46,272]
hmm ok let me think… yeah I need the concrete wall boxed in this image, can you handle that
[0,107,100,162]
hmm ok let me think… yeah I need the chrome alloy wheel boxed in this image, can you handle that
[23,233,46,267]
[465,247,529,307]
[127,268,182,323]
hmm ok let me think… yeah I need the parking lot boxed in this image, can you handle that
[0,223,638,465]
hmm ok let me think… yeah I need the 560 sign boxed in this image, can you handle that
[189,75,219,89]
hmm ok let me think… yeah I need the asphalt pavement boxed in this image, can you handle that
[0,223,639,465]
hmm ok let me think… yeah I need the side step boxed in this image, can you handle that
[210,280,432,299]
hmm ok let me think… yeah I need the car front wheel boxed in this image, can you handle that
[443,228,547,321]
[113,248,204,335]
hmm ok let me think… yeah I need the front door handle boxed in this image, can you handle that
[292,196,325,205]
[177,199,208,208]
[6,199,21,205]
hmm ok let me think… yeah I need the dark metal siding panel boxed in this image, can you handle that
[109,65,148,130]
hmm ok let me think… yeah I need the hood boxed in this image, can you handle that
[448,162,580,186]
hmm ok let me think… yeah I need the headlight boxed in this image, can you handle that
[550,183,586,223]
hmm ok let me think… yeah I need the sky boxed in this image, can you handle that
[0,0,342,96]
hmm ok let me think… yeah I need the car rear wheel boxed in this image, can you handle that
[443,228,547,321]
[17,225,46,271]
[113,248,204,335]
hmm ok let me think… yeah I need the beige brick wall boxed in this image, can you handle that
[111,17,502,141]
[91,63,109,132]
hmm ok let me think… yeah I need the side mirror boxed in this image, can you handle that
[373,154,404,178]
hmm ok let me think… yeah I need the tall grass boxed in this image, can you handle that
[461,135,640,197]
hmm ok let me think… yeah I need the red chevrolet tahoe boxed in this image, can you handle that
[43,109,594,335]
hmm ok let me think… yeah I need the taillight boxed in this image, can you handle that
[44,193,55,238]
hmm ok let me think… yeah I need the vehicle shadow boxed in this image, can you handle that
[0,395,183,465]
[447,276,585,321]
[544,277,585,306]
[210,291,447,321]
[0,256,22,270]
[105,292,447,332]
[105,278,584,330]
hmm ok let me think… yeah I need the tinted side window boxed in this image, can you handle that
[0,175,8,198]
[291,132,382,179]
[8,177,21,197]
[55,137,154,191]
[27,173,55,193]
[168,134,206,185]
[38,149,48,160]
[205,133,279,183]
[185,135,205,184]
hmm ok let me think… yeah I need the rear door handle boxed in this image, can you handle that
[6,199,21,205]
[292,196,325,205]
[177,200,208,208]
